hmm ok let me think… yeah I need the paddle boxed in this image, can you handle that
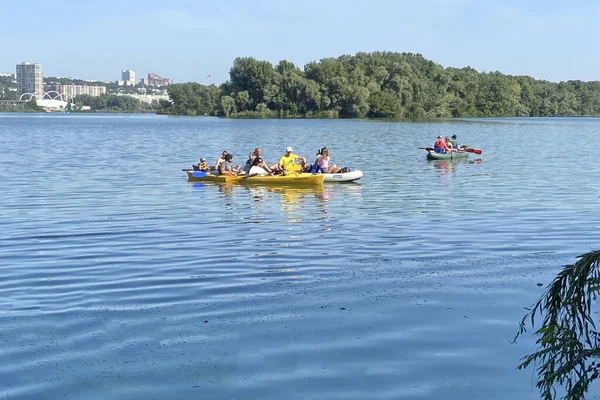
[182,168,210,176]
[419,146,481,154]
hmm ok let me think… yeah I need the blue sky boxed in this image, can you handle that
[3,0,599,84]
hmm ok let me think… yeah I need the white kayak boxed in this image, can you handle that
[322,169,363,182]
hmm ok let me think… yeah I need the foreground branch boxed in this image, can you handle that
[514,250,600,399]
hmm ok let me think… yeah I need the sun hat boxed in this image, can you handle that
[286,146,293,152]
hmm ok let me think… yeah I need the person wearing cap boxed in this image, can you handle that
[433,136,446,154]
[450,134,458,149]
[195,157,210,172]
[450,134,466,150]
[450,134,468,150]
[278,146,306,172]
[218,153,241,175]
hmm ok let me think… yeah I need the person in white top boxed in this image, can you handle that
[248,156,271,176]
[313,147,341,173]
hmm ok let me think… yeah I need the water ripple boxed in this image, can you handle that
[1,114,598,399]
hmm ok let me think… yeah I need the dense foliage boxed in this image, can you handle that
[514,250,600,400]
[45,76,106,87]
[72,94,159,113]
[0,76,17,100]
[159,51,600,118]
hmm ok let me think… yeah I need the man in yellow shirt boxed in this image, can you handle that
[278,146,306,172]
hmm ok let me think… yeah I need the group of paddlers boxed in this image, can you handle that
[433,134,468,154]
[193,146,348,176]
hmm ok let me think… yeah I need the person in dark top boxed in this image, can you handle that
[218,153,241,175]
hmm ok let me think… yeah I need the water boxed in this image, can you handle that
[1,113,599,399]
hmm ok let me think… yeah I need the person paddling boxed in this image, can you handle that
[218,153,241,175]
[248,156,271,176]
[444,137,456,153]
[451,134,468,150]
[433,136,446,153]
[278,146,306,173]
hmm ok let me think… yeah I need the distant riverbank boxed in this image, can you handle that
[4,51,600,118]
[156,51,600,119]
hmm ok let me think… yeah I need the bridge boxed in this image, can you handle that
[20,91,69,110]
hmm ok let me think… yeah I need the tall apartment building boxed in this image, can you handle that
[16,62,43,99]
[121,70,135,86]
[45,84,107,101]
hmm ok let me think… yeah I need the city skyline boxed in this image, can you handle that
[3,0,600,84]
[0,60,173,86]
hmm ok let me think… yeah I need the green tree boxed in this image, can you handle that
[220,95,236,117]
[234,90,251,112]
[514,250,600,400]
[24,98,41,111]
[255,102,270,118]
[162,51,600,119]
[368,91,400,117]
[73,94,148,112]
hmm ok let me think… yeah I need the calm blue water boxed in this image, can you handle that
[1,113,599,399]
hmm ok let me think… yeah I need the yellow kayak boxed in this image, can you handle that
[185,171,324,186]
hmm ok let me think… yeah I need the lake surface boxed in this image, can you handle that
[1,113,599,399]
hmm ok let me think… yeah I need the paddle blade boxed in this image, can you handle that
[473,149,482,154]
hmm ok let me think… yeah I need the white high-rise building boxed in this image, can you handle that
[16,62,43,99]
[121,70,135,86]
[45,84,107,101]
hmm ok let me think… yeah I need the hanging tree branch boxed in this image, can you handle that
[513,250,600,400]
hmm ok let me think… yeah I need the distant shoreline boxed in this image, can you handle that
[4,51,600,119]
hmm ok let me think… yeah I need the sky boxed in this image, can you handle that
[3,0,600,84]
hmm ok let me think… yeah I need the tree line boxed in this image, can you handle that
[0,76,17,100]
[157,51,600,118]
[71,94,159,113]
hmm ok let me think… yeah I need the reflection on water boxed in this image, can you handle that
[429,158,483,178]
[264,186,327,218]
[187,182,363,229]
